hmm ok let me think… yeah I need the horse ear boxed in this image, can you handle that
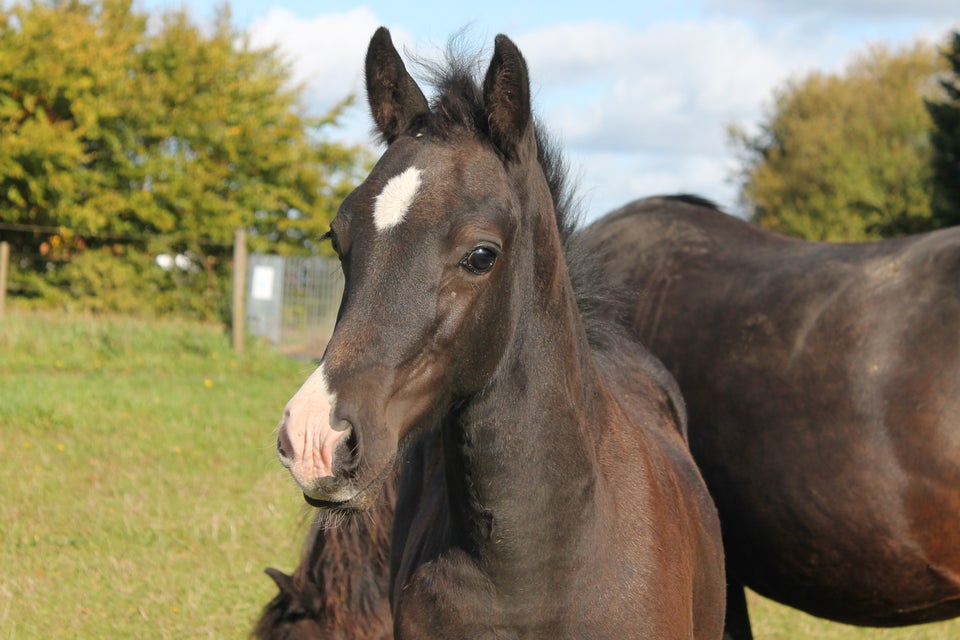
[483,34,533,161]
[264,567,297,596]
[365,27,429,143]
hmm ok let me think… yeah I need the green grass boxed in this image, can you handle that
[747,591,960,639]
[1,312,315,638]
[2,312,958,638]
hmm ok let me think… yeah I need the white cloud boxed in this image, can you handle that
[508,18,834,213]
[519,18,838,156]
[572,150,743,219]
[247,8,385,113]
[703,0,959,20]
[246,10,431,147]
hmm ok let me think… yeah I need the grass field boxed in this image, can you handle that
[2,312,958,638]
[1,312,313,638]
[746,592,960,640]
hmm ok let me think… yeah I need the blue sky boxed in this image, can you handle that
[140,0,959,218]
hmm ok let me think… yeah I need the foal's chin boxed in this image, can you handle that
[299,465,392,519]
[301,487,378,513]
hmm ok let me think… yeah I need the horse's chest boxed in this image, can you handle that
[393,549,654,639]
[393,551,502,638]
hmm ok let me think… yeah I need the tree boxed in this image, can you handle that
[729,42,947,241]
[0,0,368,316]
[0,0,144,233]
[926,31,960,227]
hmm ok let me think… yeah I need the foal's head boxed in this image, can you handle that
[277,28,565,511]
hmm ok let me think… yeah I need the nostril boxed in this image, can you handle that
[333,426,361,476]
[331,415,351,432]
[277,427,294,459]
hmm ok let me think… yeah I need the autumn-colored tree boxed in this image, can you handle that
[926,31,960,227]
[0,0,367,316]
[729,42,947,241]
[0,0,142,232]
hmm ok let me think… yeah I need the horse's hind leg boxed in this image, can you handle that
[723,582,753,640]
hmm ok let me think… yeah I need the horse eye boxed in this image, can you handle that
[320,230,342,257]
[461,246,498,274]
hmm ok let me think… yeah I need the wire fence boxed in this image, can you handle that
[246,253,343,359]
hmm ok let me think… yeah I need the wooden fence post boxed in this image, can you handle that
[0,241,9,318]
[232,228,247,353]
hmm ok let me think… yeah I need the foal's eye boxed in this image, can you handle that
[320,230,341,256]
[460,246,499,275]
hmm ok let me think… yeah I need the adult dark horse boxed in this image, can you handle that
[581,195,960,638]
[273,29,725,638]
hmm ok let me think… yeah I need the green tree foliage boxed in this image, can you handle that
[730,42,947,241]
[926,31,960,227]
[0,0,367,317]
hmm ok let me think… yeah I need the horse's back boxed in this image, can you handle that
[584,196,960,625]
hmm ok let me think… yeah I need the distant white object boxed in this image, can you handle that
[252,265,276,300]
[174,254,193,271]
[155,253,199,272]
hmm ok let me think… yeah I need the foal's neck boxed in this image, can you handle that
[443,266,606,569]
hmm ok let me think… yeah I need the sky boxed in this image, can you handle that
[140,0,959,219]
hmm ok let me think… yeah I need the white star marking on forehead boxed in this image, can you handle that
[373,166,422,231]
